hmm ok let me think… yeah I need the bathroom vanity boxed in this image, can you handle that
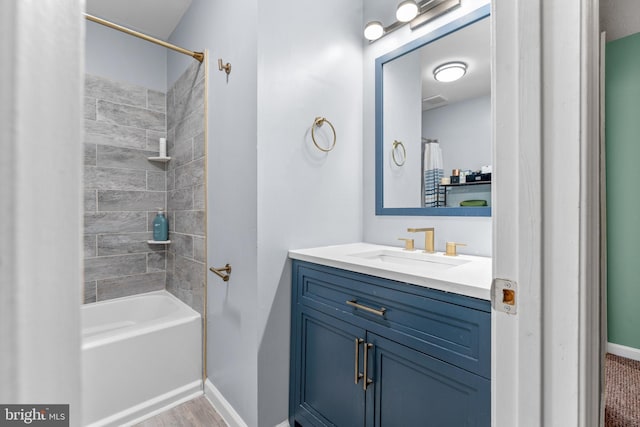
[288,243,491,426]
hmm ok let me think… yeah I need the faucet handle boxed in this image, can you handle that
[445,242,466,256]
[398,238,415,251]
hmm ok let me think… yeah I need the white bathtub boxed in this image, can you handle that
[81,290,202,427]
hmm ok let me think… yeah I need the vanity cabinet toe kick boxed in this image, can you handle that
[289,260,491,427]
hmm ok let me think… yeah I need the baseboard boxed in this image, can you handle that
[608,342,640,362]
[90,380,203,427]
[204,379,248,427]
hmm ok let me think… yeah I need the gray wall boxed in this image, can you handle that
[85,21,167,92]
[83,74,168,303]
[166,60,207,315]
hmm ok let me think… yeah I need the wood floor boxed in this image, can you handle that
[133,396,228,427]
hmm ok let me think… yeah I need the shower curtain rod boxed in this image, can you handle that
[84,14,204,63]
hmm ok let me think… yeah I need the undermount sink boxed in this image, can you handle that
[348,249,470,271]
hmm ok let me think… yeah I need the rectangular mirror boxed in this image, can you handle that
[375,7,491,216]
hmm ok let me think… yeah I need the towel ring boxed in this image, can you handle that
[311,117,337,152]
[392,140,406,166]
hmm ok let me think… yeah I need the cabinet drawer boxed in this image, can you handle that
[293,261,491,378]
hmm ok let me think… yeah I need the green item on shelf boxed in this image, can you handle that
[460,200,488,207]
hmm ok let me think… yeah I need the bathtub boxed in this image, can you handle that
[81,290,202,427]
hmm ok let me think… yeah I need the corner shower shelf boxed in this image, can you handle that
[148,240,171,245]
[147,156,171,162]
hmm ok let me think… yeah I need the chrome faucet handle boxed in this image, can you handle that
[407,227,435,253]
[398,238,415,251]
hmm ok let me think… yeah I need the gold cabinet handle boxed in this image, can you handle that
[354,338,364,384]
[363,342,373,391]
[346,300,386,317]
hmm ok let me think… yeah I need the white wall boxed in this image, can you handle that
[0,0,83,423]
[85,20,167,92]
[422,95,491,174]
[256,0,363,424]
[363,0,492,257]
[383,50,422,208]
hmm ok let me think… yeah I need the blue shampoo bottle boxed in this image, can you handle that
[153,209,168,241]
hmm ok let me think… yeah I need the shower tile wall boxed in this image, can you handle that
[84,74,167,303]
[166,61,206,315]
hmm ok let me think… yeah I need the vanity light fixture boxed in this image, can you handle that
[364,0,460,42]
[396,1,419,22]
[433,61,467,82]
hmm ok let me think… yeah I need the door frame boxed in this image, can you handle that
[492,0,601,425]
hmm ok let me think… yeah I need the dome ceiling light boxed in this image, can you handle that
[433,61,467,82]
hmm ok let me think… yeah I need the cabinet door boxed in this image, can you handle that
[366,333,490,427]
[293,309,366,427]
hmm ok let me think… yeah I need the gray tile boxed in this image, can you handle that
[166,252,175,275]
[146,130,167,152]
[84,190,97,212]
[96,272,165,301]
[84,253,147,282]
[175,210,205,236]
[174,255,205,291]
[85,212,147,234]
[169,233,193,258]
[174,109,205,144]
[97,232,158,256]
[170,138,193,167]
[167,188,193,211]
[194,131,205,160]
[84,235,97,258]
[147,251,166,272]
[193,237,206,262]
[85,120,147,150]
[171,61,205,102]
[97,100,165,132]
[175,158,205,190]
[147,171,166,191]
[168,78,205,131]
[193,184,205,210]
[167,169,175,191]
[84,144,97,166]
[166,86,175,111]
[169,287,192,308]
[191,285,205,316]
[97,145,165,172]
[84,281,97,304]
[147,89,166,112]
[85,97,96,120]
[85,74,147,108]
[85,166,147,191]
[98,190,165,212]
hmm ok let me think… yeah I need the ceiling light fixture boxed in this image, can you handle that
[363,0,461,42]
[396,1,419,22]
[433,61,467,82]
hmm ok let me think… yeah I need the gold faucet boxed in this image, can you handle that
[407,228,435,253]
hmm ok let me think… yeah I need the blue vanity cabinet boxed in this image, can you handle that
[289,260,491,427]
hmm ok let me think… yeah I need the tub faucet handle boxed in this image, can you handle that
[398,238,415,251]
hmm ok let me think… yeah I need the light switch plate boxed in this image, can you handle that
[491,278,517,314]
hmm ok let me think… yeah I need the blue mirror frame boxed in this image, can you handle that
[375,5,491,217]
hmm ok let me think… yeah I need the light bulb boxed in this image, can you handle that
[364,21,384,41]
[396,1,419,22]
[433,62,467,82]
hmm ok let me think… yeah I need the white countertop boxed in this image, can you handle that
[288,242,492,301]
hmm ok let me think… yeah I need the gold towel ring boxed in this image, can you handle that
[392,140,406,166]
[311,117,337,152]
